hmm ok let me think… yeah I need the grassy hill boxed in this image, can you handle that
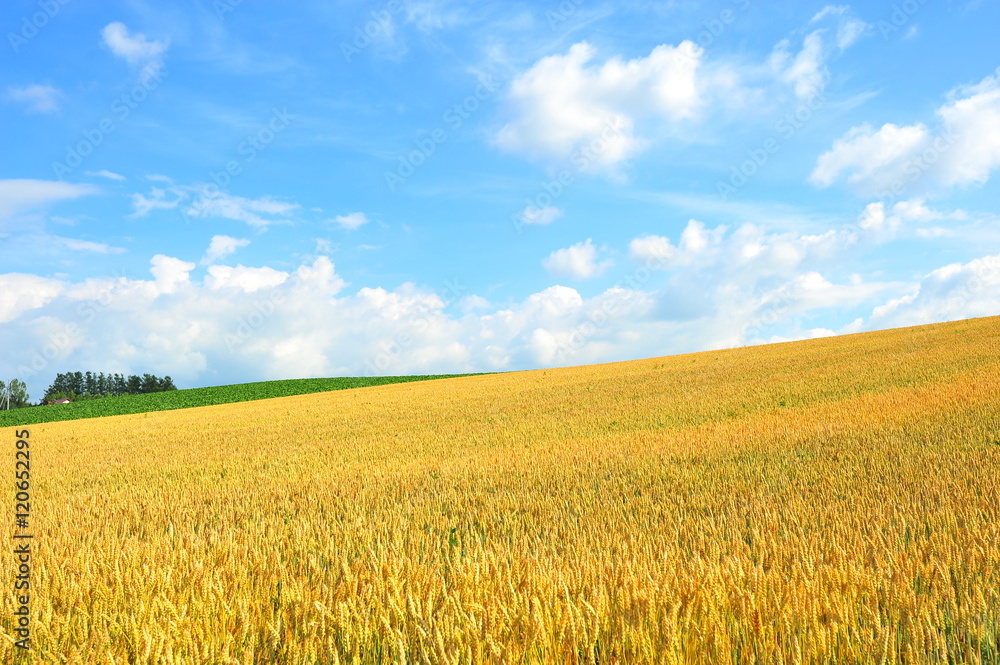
[0,374,484,427]
[4,316,999,663]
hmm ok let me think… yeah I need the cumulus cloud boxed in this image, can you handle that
[201,235,250,265]
[629,220,728,268]
[810,122,931,190]
[150,255,195,294]
[858,198,967,237]
[7,84,61,114]
[496,40,702,168]
[936,68,1000,187]
[542,239,614,279]
[630,234,679,264]
[331,212,370,230]
[3,234,995,403]
[0,274,65,323]
[868,254,1000,328]
[811,68,1000,193]
[205,265,289,292]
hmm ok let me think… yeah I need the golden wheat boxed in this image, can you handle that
[3,316,1000,663]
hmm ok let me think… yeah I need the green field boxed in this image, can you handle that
[0,374,483,427]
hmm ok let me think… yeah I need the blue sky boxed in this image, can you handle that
[2,0,1000,399]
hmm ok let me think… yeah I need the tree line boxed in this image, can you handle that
[0,379,30,409]
[43,371,177,403]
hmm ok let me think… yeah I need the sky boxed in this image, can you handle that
[2,0,1000,400]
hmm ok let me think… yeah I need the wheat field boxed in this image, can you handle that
[3,317,1000,664]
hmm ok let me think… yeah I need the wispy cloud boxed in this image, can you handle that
[101,22,169,80]
[85,170,127,181]
[7,84,61,113]
[331,212,370,230]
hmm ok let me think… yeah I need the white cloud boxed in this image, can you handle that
[630,234,678,264]
[858,201,888,231]
[630,220,728,268]
[59,237,127,254]
[517,205,562,226]
[542,239,614,279]
[0,234,909,401]
[936,68,1000,187]
[183,188,298,228]
[149,255,195,294]
[812,68,1000,192]
[101,22,168,79]
[85,170,126,181]
[858,198,969,239]
[331,212,370,230]
[0,274,65,323]
[129,186,185,217]
[201,235,250,265]
[810,5,868,49]
[0,179,99,221]
[496,40,702,168]
[810,122,931,189]
[836,18,868,49]
[868,254,1000,328]
[769,32,827,100]
[7,84,61,114]
[128,184,299,228]
[205,265,288,292]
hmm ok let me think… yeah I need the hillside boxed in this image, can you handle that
[4,316,999,663]
[0,373,484,427]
